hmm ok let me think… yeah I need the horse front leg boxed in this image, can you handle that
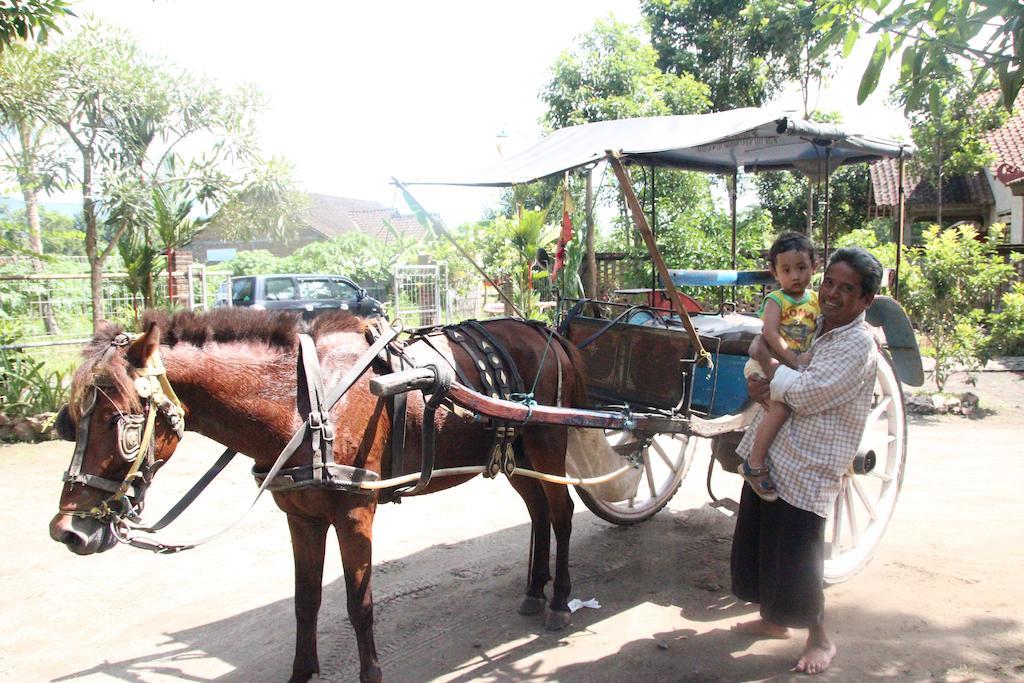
[286,513,329,683]
[334,501,381,683]
[541,479,574,630]
[523,428,574,631]
[509,471,552,617]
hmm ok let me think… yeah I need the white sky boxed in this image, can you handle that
[61,0,907,225]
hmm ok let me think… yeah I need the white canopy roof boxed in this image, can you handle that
[406,108,913,187]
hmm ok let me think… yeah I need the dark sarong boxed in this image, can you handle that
[730,482,826,628]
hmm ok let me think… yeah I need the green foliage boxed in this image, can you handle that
[0,324,70,419]
[900,224,1016,390]
[813,0,1023,111]
[643,0,836,111]
[989,281,1024,356]
[754,161,870,242]
[0,0,74,50]
[541,17,710,130]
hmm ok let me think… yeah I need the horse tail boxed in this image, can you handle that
[552,331,589,409]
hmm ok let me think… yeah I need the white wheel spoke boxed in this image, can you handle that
[850,476,878,521]
[652,440,673,469]
[867,469,893,483]
[845,485,860,548]
[863,396,892,432]
[644,450,657,497]
[830,493,844,560]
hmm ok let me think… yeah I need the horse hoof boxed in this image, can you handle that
[518,595,546,616]
[545,608,571,631]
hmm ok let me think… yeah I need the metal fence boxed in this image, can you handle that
[0,267,232,350]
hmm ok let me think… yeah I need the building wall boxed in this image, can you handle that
[984,168,1024,242]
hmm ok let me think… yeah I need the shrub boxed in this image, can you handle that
[900,225,1015,390]
[989,282,1024,356]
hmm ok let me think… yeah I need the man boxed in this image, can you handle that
[730,246,883,675]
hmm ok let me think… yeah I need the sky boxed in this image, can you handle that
[47,0,907,226]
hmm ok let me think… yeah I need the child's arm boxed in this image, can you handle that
[761,298,801,368]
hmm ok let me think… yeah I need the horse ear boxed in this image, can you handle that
[127,322,161,368]
[54,405,77,441]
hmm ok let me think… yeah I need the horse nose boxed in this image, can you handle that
[49,513,97,555]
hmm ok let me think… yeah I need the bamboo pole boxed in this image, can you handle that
[607,154,711,367]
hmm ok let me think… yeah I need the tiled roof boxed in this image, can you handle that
[870,92,1022,207]
[304,193,428,242]
[869,159,994,207]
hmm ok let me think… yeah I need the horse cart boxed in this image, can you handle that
[50,108,922,682]
[398,107,924,583]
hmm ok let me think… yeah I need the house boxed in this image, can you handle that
[186,193,429,263]
[868,96,1024,244]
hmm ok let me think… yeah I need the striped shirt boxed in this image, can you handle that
[737,312,878,518]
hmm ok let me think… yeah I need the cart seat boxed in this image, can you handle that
[667,269,776,288]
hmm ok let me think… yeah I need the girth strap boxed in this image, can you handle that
[298,334,333,485]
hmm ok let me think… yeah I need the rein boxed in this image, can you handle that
[117,319,402,554]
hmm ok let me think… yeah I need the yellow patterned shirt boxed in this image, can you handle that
[759,289,820,353]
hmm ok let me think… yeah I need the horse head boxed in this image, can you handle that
[49,321,186,555]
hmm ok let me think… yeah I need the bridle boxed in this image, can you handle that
[60,333,185,523]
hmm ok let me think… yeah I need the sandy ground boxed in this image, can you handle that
[2,371,1023,682]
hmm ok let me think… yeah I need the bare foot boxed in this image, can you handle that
[793,635,836,675]
[730,618,791,639]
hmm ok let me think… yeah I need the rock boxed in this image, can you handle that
[11,420,37,442]
[961,392,979,409]
[0,413,10,427]
[906,395,935,414]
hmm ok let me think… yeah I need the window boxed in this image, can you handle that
[332,278,360,299]
[231,277,255,305]
[299,279,337,301]
[265,277,297,301]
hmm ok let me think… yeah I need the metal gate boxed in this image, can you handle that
[393,264,445,327]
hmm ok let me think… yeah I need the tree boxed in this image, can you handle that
[642,0,837,111]
[542,17,710,129]
[0,42,72,262]
[813,0,1024,111]
[19,19,297,327]
[0,0,73,50]
[906,83,1006,227]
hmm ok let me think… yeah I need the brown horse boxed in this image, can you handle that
[48,308,588,683]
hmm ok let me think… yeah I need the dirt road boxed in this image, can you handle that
[2,371,1023,682]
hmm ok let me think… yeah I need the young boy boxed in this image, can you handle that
[739,232,818,501]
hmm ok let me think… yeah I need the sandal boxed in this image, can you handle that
[737,461,779,502]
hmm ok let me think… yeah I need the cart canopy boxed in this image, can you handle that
[407,108,912,187]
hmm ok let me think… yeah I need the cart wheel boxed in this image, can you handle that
[823,351,907,584]
[575,431,697,525]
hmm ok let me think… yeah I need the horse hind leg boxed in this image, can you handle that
[286,513,330,683]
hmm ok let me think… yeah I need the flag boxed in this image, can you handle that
[552,179,573,277]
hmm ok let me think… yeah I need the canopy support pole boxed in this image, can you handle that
[823,147,833,263]
[585,167,597,298]
[730,169,738,303]
[608,153,711,367]
[894,150,907,300]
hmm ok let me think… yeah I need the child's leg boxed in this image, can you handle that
[748,400,791,469]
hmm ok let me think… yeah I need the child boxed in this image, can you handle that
[739,232,819,501]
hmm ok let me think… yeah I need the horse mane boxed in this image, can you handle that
[68,309,371,419]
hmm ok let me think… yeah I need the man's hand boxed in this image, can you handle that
[747,374,771,407]
[748,335,781,380]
